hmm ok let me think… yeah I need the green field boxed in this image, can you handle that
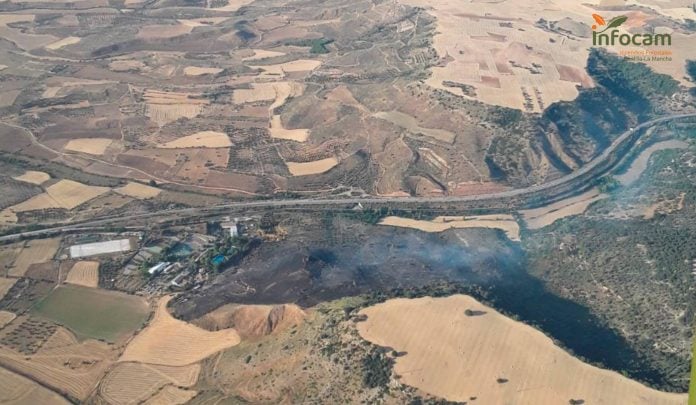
[32,285,150,342]
[690,333,696,405]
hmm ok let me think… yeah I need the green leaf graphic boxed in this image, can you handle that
[606,16,628,29]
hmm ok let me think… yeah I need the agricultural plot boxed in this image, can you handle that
[374,111,456,143]
[158,131,231,148]
[0,331,116,401]
[183,67,223,76]
[113,182,161,199]
[119,296,240,366]
[0,278,17,299]
[45,36,80,50]
[64,261,99,288]
[357,295,688,404]
[242,49,286,61]
[286,157,338,176]
[64,138,114,155]
[3,180,110,220]
[0,311,15,329]
[270,115,310,142]
[0,366,69,405]
[12,171,50,185]
[8,238,60,278]
[144,385,197,405]
[247,60,322,79]
[143,90,208,126]
[379,215,521,241]
[99,362,199,405]
[32,285,149,342]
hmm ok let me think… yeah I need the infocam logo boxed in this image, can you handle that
[591,13,671,46]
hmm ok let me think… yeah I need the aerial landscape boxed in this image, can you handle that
[0,0,695,403]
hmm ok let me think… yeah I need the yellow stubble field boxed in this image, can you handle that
[64,261,99,288]
[379,215,521,241]
[119,296,240,366]
[357,295,688,405]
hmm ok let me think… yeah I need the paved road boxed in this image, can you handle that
[2,113,695,242]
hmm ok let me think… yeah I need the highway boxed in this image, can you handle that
[1,113,695,242]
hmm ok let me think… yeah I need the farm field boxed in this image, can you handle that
[8,238,60,278]
[0,328,117,401]
[119,296,240,366]
[286,157,338,176]
[32,285,149,342]
[0,311,15,328]
[113,182,161,199]
[0,278,16,299]
[64,138,114,155]
[12,171,50,185]
[520,188,607,230]
[379,215,520,241]
[0,366,69,405]
[64,261,99,288]
[144,385,197,405]
[357,295,688,404]
[98,362,199,405]
[690,336,695,405]
[159,131,231,149]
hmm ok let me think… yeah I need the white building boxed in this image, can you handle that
[70,239,133,259]
[148,262,169,276]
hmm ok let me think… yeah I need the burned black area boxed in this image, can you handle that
[169,220,676,391]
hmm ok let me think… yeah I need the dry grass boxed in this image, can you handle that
[46,180,110,209]
[159,131,231,148]
[241,49,286,61]
[144,385,197,405]
[357,295,687,404]
[119,296,240,366]
[0,91,21,108]
[374,111,455,144]
[286,157,338,176]
[8,238,60,277]
[379,215,520,241]
[194,304,306,339]
[99,362,199,405]
[399,0,596,111]
[137,24,192,39]
[520,188,606,229]
[269,115,309,142]
[183,67,223,76]
[113,182,161,199]
[0,278,17,299]
[144,90,207,126]
[0,333,117,401]
[247,60,322,79]
[209,0,254,12]
[0,366,69,405]
[64,138,113,155]
[0,311,16,329]
[6,180,110,217]
[64,261,99,288]
[616,140,689,186]
[12,171,50,185]
[45,36,80,50]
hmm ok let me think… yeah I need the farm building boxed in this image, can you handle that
[70,239,133,258]
[221,221,239,237]
[148,262,170,276]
